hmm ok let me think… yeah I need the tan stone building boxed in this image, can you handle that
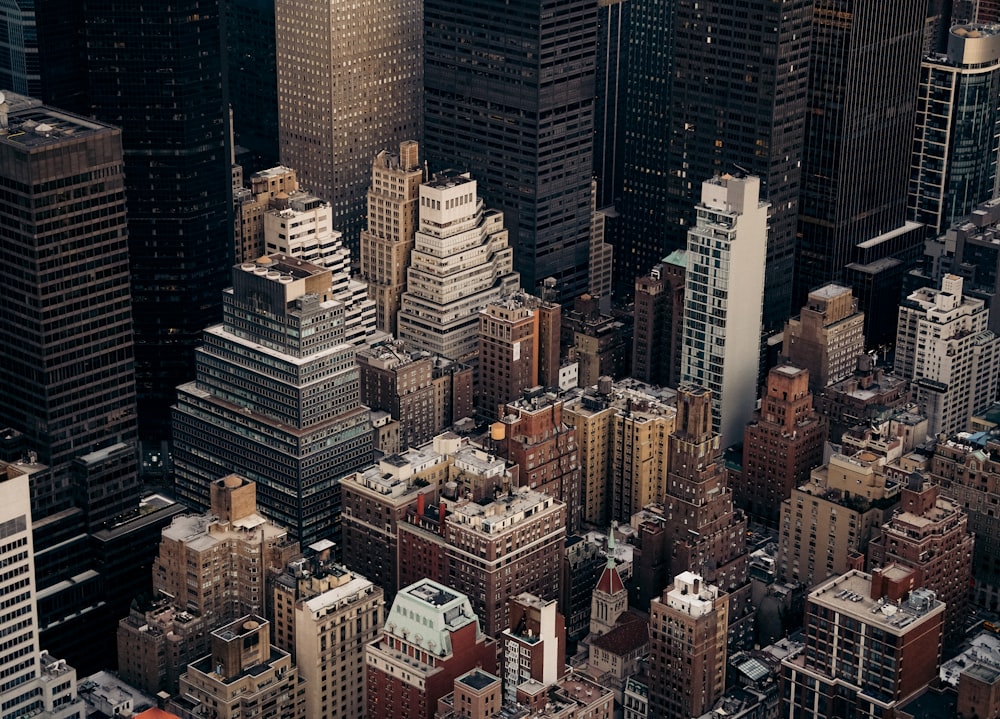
[359,142,423,334]
[784,283,866,393]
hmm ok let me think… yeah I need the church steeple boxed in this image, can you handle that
[590,525,628,637]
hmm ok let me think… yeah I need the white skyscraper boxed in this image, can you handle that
[680,175,768,447]
[896,274,1000,437]
[275,0,422,251]
[397,171,521,361]
[0,463,84,718]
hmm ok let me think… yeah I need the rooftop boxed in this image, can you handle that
[1,93,113,149]
[810,570,943,634]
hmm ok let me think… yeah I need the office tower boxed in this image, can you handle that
[910,24,1000,235]
[0,93,138,517]
[495,392,583,533]
[648,573,728,719]
[0,464,86,719]
[783,284,867,394]
[896,274,1000,436]
[594,0,629,210]
[360,142,423,335]
[152,476,298,626]
[398,488,566,639]
[85,0,232,444]
[224,0,279,172]
[275,0,421,252]
[357,341,439,449]
[233,165,299,264]
[397,171,521,360]
[737,365,827,528]
[170,616,305,719]
[501,594,566,702]
[172,257,374,546]
[930,432,1000,609]
[423,0,597,301]
[660,387,749,625]
[590,533,628,637]
[365,580,497,719]
[271,558,383,719]
[0,0,87,112]
[617,0,810,325]
[796,0,926,304]
[781,569,943,718]
[776,452,898,588]
[680,175,767,447]
[815,355,912,442]
[632,251,685,388]
[868,471,973,648]
[477,294,561,420]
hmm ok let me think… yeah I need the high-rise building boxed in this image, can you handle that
[737,365,827,528]
[680,175,767,447]
[910,24,1000,235]
[783,284,867,394]
[948,197,1000,335]
[562,387,618,527]
[365,580,497,719]
[360,142,423,335]
[232,166,299,264]
[397,171,521,361]
[272,557,383,719]
[647,573,728,719]
[0,463,86,719]
[84,0,232,443]
[477,295,561,421]
[781,569,943,718]
[632,251,685,388]
[610,391,677,525]
[594,0,629,211]
[357,341,439,450]
[172,257,374,546]
[868,470,973,648]
[617,0,810,325]
[275,0,421,251]
[495,392,582,533]
[398,488,566,640]
[423,0,598,301]
[815,355,912,443]
[224,0,280,172]
[170,616,306,719]
[117,599,210,695]
[796,0,926,303]
[895,274,1000,436]
[0,94,139,517]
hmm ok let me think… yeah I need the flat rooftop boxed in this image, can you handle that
[2,93,113,149]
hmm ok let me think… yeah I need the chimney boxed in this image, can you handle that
[417,492,426,519]
[439,501,447,536]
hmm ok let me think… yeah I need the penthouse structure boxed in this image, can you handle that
[397,171,521,361]
[272,556,383,719]
[172,256,374,546]
[360,141,424,334]
[365,580,497,719]
[868,471,973,648]
[737,365,827,527]
[896,274,1000,437]
[495,390,582,532]
[783,284,866,393]
[170,616,305,719]
[398,488,566,639]
[648,573,728,719]
[781,569,943,718]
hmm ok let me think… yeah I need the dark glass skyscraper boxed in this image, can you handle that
[594,0,630,211]
[617,0,812,328]
[795,0,927,304]
[423,0,598,301]
[85,0,232,443]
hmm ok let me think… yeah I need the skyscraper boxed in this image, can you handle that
[84,0,232,444]
[172,256,374,546]
[0,93,139,517]
[679,175,767,447]
[275,0,422,251]
[617,0,811,325]
[910,23,1000,235]
[423,0,598,300]
[796,0,927,303]
[783,284,866,394]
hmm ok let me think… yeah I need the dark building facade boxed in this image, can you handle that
[423,0,598,301]
[617,0,812,327]
[632,251,685,388]
[594,0,630,211]
[85,0,232,444]
[795,0,927,304]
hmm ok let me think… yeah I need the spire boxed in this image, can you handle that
[606,524,616,569]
